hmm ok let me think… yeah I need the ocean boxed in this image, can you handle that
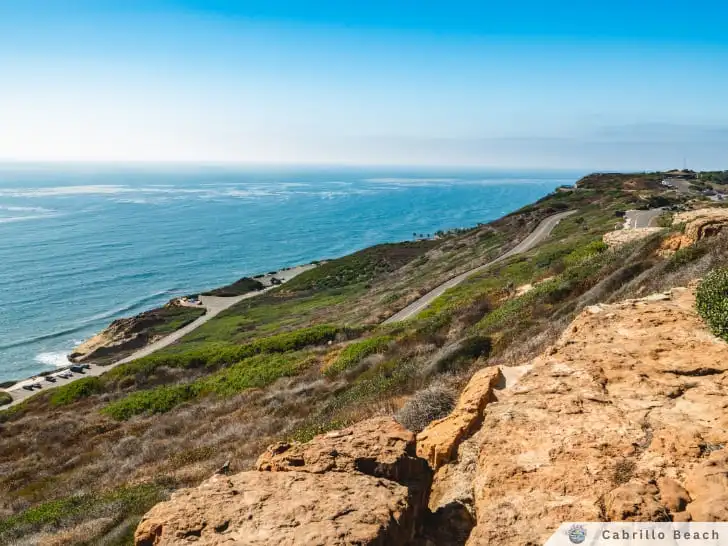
[0,164,583,382]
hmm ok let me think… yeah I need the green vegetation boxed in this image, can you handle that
[103,352,310,420]
[325,334,393,376]
[201,276,264,297]
[107,324,351,383]
[563,239,608,267]
[146,305,206,336]
[49,377,103,406]
[700,171,728,185]
[696,267,728,341]
[284,241,436,292]
[0,380,16,389]
[0,391,11,406]
[0,483,166,543]
[665,244,709,272]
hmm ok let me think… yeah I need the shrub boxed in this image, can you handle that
[49,377,104,406]
[666,245,709,272]
[0,391,11,406]
[696,268,728,341]
[325,335,393,376]
[0,380,16,389]
[563,240,608,267]
[103,352,310,420]
[395,381,456,432]
[202,277,264,297]
[107,324,349,382]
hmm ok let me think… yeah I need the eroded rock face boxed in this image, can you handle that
[661,208,728,254]
[136,418,432,545]
[135,472,417,546]
[456,287,728,545]
[416,366,502,470]
[257,417,425,485]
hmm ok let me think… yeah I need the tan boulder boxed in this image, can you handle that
[605,481,669,521]
[135,471,418,546]
[257,417,426,485]
[416,366,502,469]
[657,477,691,513]
[684,450,728,521]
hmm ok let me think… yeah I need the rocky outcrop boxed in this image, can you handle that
[136,471,416,546]
[135,418,432,545]
[69,302,203,363]
[433,286,728,545]
[257,417,427,485]
[661,208,728,253]
[416,367,502,470]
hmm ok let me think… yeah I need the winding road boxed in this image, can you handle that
[383,210,577,324]
[625,209,664,229]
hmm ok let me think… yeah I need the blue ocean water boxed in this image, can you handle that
[0,164,583,382]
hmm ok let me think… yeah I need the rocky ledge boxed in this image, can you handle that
[134,285,728,545]
[135,417,433,545]
[69,301,204,364]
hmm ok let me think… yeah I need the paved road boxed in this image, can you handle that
[2,265,316,408]
[625,209,664,229]
[383,210,577,324]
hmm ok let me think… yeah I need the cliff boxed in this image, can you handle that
[134,285,728,545]
[68,301,205,364]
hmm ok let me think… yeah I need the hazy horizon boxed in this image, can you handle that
[2,1,728,171]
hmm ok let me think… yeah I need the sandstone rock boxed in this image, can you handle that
[659,208,728,254]
[416,366,502,470]
[657,477,691,513]
[605,481,668,521]
[256,417,425,484]
[459,286,728,545]
[684,450,728,521]
[135,472,418,546]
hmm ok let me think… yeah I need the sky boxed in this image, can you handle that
[1,1,728,170]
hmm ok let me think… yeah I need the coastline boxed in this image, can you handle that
[0,263,317,407]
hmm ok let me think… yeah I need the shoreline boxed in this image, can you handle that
[1,263,317,407]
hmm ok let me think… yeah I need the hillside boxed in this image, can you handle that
[2,171,728,544]
[132,284,728,545]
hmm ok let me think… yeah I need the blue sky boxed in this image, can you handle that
[1,1,728,170]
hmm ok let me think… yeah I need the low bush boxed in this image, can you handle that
[0,391,11,406]
[696,268,728,341]
[103,352,310,420]
[284,242,436,291]
[202,277,264,297]
[49,377,104,406]
[325,335,393,376]
[107,324,350,382]
[666,245,709,272]
[435,335,492,373]
[563,240,608,267]
[0,380,16,389]
[395,381,456,432]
